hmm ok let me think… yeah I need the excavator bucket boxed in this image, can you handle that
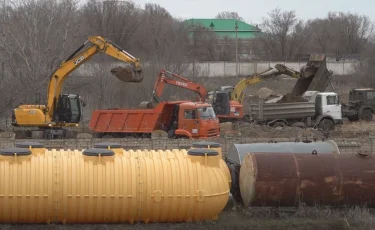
[110,64,144,83]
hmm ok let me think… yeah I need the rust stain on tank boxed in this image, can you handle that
[324,176,333,183]
[240,152,375,208]
[300,180,316,188]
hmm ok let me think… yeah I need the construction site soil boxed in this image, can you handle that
[221,120,375,140]
[2,206,374,230]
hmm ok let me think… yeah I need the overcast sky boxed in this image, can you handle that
[130,0,374,25]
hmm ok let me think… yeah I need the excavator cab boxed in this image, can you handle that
[213,91,231,116]
[212,86,234,116]
[54,94,84,124]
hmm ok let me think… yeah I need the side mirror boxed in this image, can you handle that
[82,101,87,107]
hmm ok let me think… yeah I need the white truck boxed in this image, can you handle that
[249,91,343,131]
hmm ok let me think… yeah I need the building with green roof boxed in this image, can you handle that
[184,18,262,39]
[183,18,263,61]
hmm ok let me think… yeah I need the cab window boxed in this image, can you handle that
[367,92,375,100]
[184,109,197,119]
[326,95,338,105]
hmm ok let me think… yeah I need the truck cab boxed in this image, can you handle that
[343,88,375,121]
[170,102,220,138]
[315,92,343,126]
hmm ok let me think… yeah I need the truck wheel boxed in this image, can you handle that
[361,109,373,121]
[318,119,335,131]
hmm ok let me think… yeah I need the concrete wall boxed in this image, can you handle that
[0,134,372,156]
[76,61,358,78]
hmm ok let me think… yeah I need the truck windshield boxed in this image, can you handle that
[198,107,216,120]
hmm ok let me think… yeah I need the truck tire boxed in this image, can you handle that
[361,109,373,121]
[318,119,335,131]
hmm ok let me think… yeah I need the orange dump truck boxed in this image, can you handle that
[89,101,220,139]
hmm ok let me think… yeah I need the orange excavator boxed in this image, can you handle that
[142,69,208,108]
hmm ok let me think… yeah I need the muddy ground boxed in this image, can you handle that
[220,119,375,140]
[1,206,374,230]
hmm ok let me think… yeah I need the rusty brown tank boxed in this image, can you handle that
[240,151,375,208]
[226,140,340,202]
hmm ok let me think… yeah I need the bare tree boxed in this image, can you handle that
[188,25,219,62]
[259,8,311,61]
[215,11,244,21]
[328,12,374,55]
[0,0,81,105]
[81,0,141,51]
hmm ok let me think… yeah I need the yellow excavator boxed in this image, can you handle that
[209,54,331,122]
[11,35,143,139]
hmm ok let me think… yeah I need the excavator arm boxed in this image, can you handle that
[231,64,304,104]
[47,35,143,118]
[151,69,207,104]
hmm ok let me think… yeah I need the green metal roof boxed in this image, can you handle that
[184,18,262,39]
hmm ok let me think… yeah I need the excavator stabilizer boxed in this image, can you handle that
[110,64,144,83]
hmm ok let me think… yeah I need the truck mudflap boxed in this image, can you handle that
[174,129,193,139]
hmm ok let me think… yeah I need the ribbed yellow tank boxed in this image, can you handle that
[191,141,231,188]
[0,145,230,224]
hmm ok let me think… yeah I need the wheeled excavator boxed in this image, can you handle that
[209,53,332,122]
[11,35,144,139]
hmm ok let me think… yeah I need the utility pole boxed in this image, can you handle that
[235,21,238,78]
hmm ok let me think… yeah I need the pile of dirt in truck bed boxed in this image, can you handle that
[275,93,308,103]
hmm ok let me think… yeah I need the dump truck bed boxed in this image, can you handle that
[290,54,332,98]
[250,101,316,121]
[89,102,182,133]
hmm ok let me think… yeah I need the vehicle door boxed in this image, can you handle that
[366,91,375,108]
[180,108,199,137]
[323,95,342,120]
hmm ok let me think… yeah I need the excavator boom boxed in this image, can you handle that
[231,64,305,104]
[151,69,207,104]
[47,36,143,118]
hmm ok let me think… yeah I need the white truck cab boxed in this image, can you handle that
[314,92,343,122]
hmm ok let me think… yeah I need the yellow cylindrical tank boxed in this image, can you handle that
[0,148,54,223]
[93,142,124,155]
[15,141,46,155]
[191,141,231,188]
[0,147,230,224]
[92,142,188,158]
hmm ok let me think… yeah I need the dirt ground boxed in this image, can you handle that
[220,119,375,140]
[1,206,373,230]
